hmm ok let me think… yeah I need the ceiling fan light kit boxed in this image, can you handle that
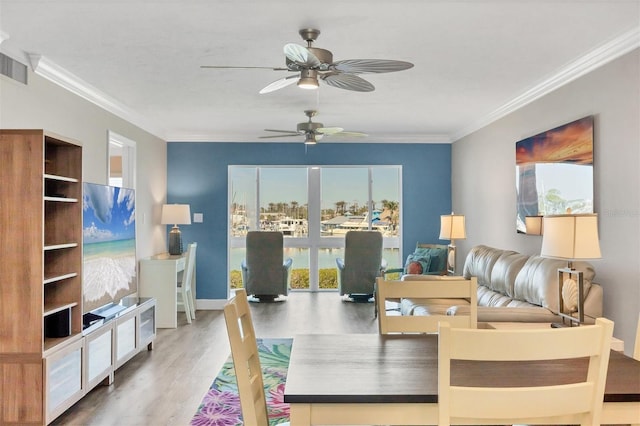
[304,133,317,145]
[297,69,319,89]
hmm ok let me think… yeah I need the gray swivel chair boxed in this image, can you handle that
[241,231,292,302]
[336,231,385,301]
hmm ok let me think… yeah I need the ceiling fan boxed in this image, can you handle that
[260,110,367,145]
[201,28,414,94]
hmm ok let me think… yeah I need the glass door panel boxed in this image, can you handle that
[320,167,369,238]
[229,167,257,237]
[259,168,308,237]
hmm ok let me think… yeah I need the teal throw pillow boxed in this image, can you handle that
[411,247,447,273]
[403,253,432,275]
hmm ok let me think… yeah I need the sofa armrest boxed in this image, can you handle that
[583,282,603,319]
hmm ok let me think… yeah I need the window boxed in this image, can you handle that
[229,166,402,291]
[108,131,136,189]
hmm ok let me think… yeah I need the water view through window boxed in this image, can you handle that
[229,166,402,291]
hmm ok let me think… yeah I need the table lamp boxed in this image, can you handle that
[540,213,601,326]
[161,204,191,255]
[439,212,466,274]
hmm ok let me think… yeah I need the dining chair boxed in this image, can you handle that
[223,289,290,426]
[437,317,614,426]
[376,276,477,334]
[177,242,197,323]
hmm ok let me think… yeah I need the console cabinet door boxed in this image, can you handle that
[44,337,84,424]
[84,322,114,390]
[115,310,138,369]
[138,299,156,350]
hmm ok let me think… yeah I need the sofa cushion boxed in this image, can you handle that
[401,297,470,316]
[513,255,595,312]
[487,252,529,297]
[476,285,514,307]
[463,245,518,288]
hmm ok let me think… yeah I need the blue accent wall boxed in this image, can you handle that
[167,142,451,300]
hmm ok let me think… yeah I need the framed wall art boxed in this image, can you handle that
[515,116,594,234]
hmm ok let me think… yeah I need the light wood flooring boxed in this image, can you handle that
[51,292,378,425]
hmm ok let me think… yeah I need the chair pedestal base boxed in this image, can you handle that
[248,294,287,303]
[345,294,374,303]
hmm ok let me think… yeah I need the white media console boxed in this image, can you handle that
[45,297,156,424]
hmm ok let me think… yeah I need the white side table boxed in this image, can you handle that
[139,253,194,328]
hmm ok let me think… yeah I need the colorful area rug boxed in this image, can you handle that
[190,338,292,426]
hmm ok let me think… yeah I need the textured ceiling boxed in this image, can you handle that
[1,0,638,143]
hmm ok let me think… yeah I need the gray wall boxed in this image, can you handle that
[0,70,168,261]
[452,48,640,353]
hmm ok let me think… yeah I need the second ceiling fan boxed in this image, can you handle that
[260,110,367,145]
[201,28,414,94]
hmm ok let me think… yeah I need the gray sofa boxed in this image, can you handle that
[400,245,603,323]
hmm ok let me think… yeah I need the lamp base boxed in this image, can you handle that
[446,243,456,275]
[168,226,183,255]
[557,267,584,325]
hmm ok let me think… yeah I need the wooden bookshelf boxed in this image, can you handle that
[1,130,83,425]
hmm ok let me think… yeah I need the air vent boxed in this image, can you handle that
[1,52,27,84]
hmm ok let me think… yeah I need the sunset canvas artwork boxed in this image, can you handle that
[515,116,594,233]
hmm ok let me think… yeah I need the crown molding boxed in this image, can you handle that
[451,26,640,142]
[165,131,452,143]
[27,54,166,140]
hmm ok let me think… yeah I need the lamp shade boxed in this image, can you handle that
[439,213,466,240]
[161,204,191,225]
[540,214,601,260]
[525,216,544,235]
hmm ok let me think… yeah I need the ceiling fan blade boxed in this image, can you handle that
[200,65,289,71]
[332,59,414,74]
[259,74,300,94]
[284,43,321,68]
[316,127,344,135]
[259,134,301,139]
[334,131,368,137]
[264,129,300,134]
[320,73,375,92]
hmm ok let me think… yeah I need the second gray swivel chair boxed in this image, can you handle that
[336,231,384,302]
[241,231,293,302]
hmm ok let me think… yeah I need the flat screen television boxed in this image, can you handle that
[82,182,137,314]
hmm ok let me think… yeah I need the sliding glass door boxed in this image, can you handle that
[229,166,401,291]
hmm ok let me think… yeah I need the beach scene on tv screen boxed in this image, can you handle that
[83,183,137,313]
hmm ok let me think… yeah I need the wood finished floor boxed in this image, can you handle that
[51,292,378,425]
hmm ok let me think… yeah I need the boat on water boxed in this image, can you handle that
[276,217,308,236]
[321,212,391,235]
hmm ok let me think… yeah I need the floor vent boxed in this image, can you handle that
[1,52,27,84]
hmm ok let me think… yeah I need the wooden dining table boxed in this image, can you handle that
[283,333,640,425]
